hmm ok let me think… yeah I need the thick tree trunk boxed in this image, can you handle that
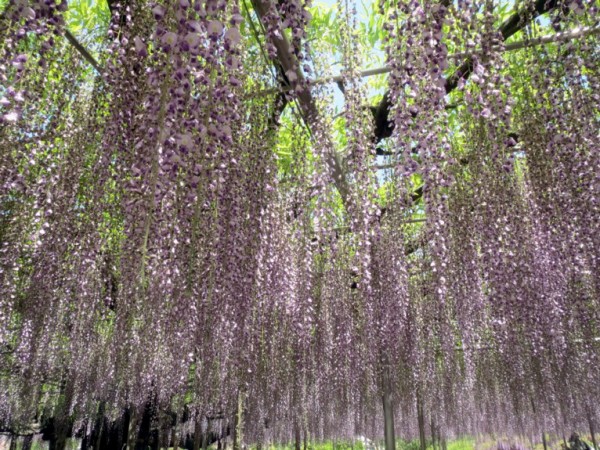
[382,370,395,450]
[9,435,17,450]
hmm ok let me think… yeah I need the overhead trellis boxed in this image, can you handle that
[0,0,599,449]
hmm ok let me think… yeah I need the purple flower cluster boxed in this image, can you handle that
[0,0,598,446]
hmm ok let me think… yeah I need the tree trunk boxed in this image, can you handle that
[22,435,33,450]
[382,370,395,450]
[542,432,547,450]
[171,414,179,450]
[9,435,17,450]
[202,420,210,450]
[136,400,154,450]
[417,391,427,450]
[127,408,138,450]
[50,416,70,450]
[232,414,238,450]
[589,415,598,450]
[234,390,245,450]
[193,417,203,450]
[160,423,169,450]
[295,422,301,450]
[92,401,106,450]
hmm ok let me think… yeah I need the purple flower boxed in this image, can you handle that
[134,36,148,57]
[224,27,242,47]
[183,32,201,50]
[22,7,36,20]
[207,20,223,39]
[161,31,178,50]
[3,111,19,122]
[152,4,166,20]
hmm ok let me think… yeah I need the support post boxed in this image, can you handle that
[202,419,210,450]
[233,390,245,450]
[589,415,598,450]
[127,408,138,450]
[295,423,302,450]
[22,435,33,450]
[193,417,202,450]
[382,368,396,450]
[417,391,426,450]
[170,414,179,450]
[92,401,106,450]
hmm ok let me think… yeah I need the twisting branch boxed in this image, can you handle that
[372,0,563,143]
[250,0,350,204]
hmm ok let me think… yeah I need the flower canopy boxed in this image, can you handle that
[0,0,599,447]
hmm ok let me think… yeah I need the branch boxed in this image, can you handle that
[372,0,562,143]
[63,30,101,73]
[251,0,350,204]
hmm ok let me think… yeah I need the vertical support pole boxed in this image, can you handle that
[170,413,179,450]
[382,368,396,450]
[9,435,18,450]
[93,401,106,450]
[127,408,138,450]
[202,419,210,450]
[193,416,202,450]
[417,390,426,450]
[160,420,169,450]
[295,423,302,450]
[22,435,33,450]
[589,415,598,450]
[233,390,245,450]
[542,432,548,450]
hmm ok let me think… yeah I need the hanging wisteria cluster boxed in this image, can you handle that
[0,0,599,448]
